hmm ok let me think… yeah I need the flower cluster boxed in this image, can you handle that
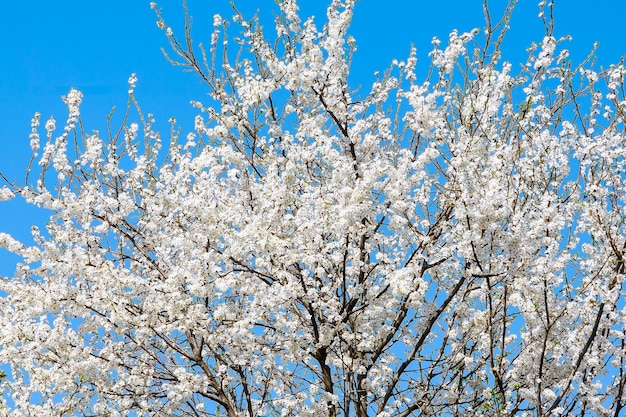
[0,1,625,416]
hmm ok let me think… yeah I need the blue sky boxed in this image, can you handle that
[0,0,625,272]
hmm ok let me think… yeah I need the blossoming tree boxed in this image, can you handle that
[1,0,626,415]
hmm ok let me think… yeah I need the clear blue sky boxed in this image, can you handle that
[0,0,625,273]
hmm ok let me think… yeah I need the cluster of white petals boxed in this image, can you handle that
[1,1,625,416]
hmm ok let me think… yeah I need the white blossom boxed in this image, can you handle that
[127,72,138,94]
[0,187,14,201]
[1,0,625,416]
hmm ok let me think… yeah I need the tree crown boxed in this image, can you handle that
[1,1,626,416]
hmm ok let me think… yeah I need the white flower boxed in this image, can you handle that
[128,73,138,94]
[0,187,14,201]
[45,116,56,134]
[62,88,82,108]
